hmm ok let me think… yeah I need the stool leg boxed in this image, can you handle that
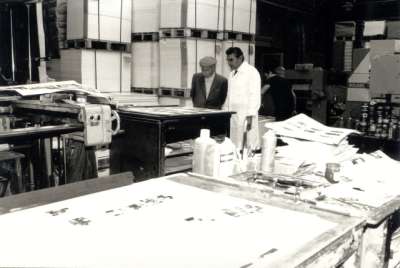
[15,158,23,193]
[63,137,67,184]
[0,178,9,197]
[29,160,34,191]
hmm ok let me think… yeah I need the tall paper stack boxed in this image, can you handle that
[224,0,256,34]
[387,21,400,39]
[131,42,160,89]
[221,40,255,77]
[160,0,225,31]
[67,0,132,43]
[369,40,400,97]
[347,48,371,102]
[159,38,223,89]
[370,40,400,61]
[59,49,131,93]
[132,0,160,33]
[370,54,400,97]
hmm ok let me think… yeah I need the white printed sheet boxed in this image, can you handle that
[0,178,336,268]
[266,113,358,145]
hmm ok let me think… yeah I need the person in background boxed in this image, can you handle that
[223,47,261,150]
[190,56,228,109]
[260,65,296,121]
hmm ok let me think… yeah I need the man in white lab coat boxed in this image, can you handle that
[223,47,261,150]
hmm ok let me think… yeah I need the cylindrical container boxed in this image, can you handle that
[246,154,261,172]
[325,163,340,183]
[204,139,220,177]
[368,120,376,136]
[345,116,353,129]
[192,129,216,175]
[203,136,236,177]
[260,130,277,174]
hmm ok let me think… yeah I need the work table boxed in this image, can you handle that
[111,106,234,180]
[0,172,363,268]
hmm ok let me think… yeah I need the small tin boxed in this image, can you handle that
[325,163,341,183]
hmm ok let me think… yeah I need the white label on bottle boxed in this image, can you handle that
[220,152,234,163]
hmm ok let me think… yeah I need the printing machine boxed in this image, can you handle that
[285,64,327,124]
[0,81,119,191]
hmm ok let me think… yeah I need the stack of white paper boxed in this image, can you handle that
[59,49,131,93]
[265,113,358,145]
[275,137,358,177]
[131,42,160,89]
[132,0,160,33]
[159,38,223,89]
[224,0,256,34]
[67,0,132,43]
[266,114,359,177]
[321,150,400,207]
[160,0,225,31]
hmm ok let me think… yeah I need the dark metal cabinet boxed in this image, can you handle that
[111,107,233,181]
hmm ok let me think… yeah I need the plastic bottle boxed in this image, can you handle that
[204,139,220,177]
[202,136,237,177]
[192,129,216,175]
[217,137,236,177]
[261,130,277,174]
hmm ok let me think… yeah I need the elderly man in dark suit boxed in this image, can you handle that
[190,56,228,109]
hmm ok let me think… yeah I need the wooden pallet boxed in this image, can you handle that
[160,28,223,40]
[132,32,160,42]
[222,31,255,42]
[131,87,159,95]
[158,87,191,98]
[334,36,355,41]
[63,39,131,52]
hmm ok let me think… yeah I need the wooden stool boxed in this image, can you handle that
[0,151,25,194]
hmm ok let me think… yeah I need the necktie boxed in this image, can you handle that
[234,70,238,76]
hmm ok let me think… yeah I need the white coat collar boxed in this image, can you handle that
[234,60,248,74]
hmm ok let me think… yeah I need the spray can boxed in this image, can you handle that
[261,130,277,174]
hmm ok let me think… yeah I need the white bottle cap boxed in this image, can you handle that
[200,129,210,138]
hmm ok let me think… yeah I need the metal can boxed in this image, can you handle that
[368,120,376,135]
[345,117,353,129]
[359,120,367,134]
[325,163,341,183]
[381,124,388,139]
[388,123,395,140]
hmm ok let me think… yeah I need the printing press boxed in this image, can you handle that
[0,81,119,193]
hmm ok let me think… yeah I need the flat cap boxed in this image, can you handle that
[199,56,217,67]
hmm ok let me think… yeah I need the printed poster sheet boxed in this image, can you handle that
[265,113,358,145]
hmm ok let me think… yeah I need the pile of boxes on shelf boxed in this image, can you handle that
[347,40,400,103]
[132,0,256,106]
[48,0,256,104]
[341,21,400,115]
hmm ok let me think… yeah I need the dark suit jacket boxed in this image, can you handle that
[190,73,228,109]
